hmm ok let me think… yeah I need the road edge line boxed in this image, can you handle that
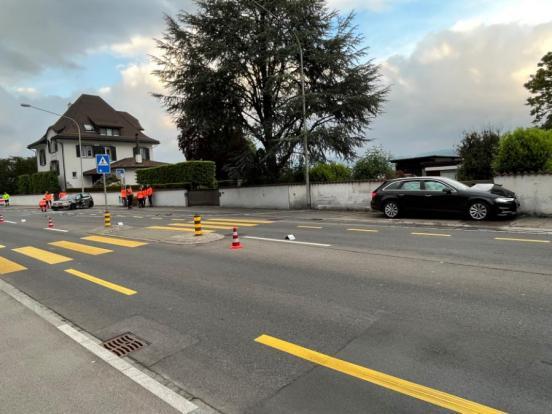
[0,278,207,414]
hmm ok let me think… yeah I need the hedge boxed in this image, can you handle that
[65,182,193,193]
[29,171,60,194]
[136,161,216,189]
[17,174,31,194]
[494,128,552,173]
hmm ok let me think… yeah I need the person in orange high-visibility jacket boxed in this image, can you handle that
[120,187,127,207]
[146,184,154,207]
[58,191,67,200]
[136,186,145,208]
[39,198,47,212]
[44,192,53,208]
[125,186,133,209]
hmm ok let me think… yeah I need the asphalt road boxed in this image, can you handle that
[1,205,551,413]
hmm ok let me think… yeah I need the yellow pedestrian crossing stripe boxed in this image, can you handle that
[171,219,264,227]
[170,223,233,230]
[201,220,259,227]
[12,246,73,265]
[206,218,273,224]
[65,269,136,296]
[49,241,113,256]
[82,235,147,248]
[0,245,5,248]
[0,256,27,275]
[147,226,213,233]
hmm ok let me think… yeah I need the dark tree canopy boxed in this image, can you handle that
[525,51,552,130]
[154,0,387,181]
[456,129,500,181]
[0,156,37,194]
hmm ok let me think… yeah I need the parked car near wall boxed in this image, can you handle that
[51,193,94,210]
[371,177,519,220]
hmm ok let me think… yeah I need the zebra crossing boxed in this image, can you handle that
[148,217,274,233]
[0,235,147,294]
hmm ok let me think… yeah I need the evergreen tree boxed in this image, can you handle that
[525,51,552,129]
[154,0,387,180]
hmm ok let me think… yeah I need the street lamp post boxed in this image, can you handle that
[246,0,311,208]
[21,103,84,193]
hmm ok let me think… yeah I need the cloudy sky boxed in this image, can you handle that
[1,0,551,162]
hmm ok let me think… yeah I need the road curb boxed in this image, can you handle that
[0,279,216,414]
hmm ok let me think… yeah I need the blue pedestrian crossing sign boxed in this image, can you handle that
[96,154,111,174]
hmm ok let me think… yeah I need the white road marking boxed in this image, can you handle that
[244,236,331,247]
[44,228,69,232]
[0,279,199,414]
[4,220,17,224]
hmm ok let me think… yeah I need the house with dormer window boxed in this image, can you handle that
[27,94,166,189]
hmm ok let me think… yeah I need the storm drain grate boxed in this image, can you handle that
[102,332,147,357]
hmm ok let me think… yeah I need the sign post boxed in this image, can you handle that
[96,154,111,212]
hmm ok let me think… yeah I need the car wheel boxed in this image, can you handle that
[89,201,94,208]
[468,201,489,220]
[383,200,400,219]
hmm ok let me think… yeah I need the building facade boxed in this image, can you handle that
[27,94,163,189]
[391,153,462,179]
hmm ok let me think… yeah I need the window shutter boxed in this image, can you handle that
[110,146,117,161]
[76,145,80,158]
[144,148,150,161]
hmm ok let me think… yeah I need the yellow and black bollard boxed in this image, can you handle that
[194,214,202,236]
[104,211,112,228]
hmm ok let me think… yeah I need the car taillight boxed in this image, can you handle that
[371,191,377,199]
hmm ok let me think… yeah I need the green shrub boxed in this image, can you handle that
[494,128,552,173]
[17,174,31,194]
[353,147,393,179]
[309,162,352,182]
[136,161,216,189]
[29,171,60,194]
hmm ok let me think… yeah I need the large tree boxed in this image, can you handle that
[0,156,37,194]
[154,0,387,181]
[456,129,500,180]
[525,51,552,129]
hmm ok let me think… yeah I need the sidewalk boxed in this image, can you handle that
[0,281,204,414]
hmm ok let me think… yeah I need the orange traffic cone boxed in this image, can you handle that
[231,226,242,250]
[48,216,54,229]
[0,214,4,224]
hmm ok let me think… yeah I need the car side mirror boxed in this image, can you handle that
[442,188,452,194]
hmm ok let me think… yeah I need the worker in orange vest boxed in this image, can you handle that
[58,191,67,200]
[39,198,47,212]
[146,184,154,207]
[126,186,133,209]
[137,186,145,208]
[44,191,53,208]
[120,187,127,207]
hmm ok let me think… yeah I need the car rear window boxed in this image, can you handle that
[384,181,402,190]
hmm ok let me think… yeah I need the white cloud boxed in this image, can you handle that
[326,0,403,12]
[369,22,552,157]
[109,36,158,58]
[15,87,38,95]
[98,61,182,162]
[452,0,552,32]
